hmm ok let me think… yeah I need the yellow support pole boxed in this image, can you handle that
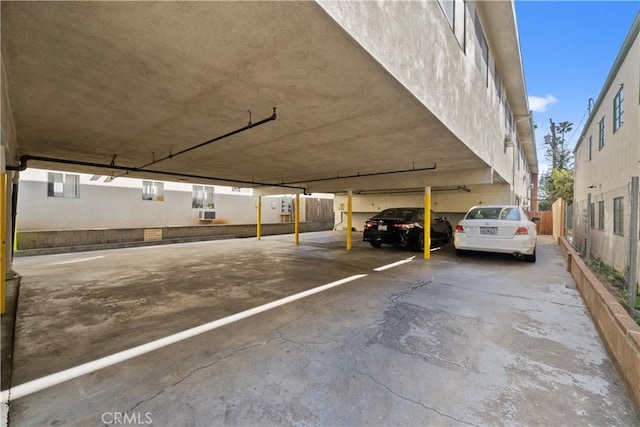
[424,187,431,260]
[256,196,262,240]
[294,194,300,245]
[1,173,6,314]
[347,190,353,251]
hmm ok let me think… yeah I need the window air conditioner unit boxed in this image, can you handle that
[504,133,514,147]
[198,210,216,221]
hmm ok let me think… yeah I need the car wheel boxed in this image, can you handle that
[455,248,467,256]
[370,242,382,248]
[524,248,536,263]
[445,227,453,243]
[413,232,424,252]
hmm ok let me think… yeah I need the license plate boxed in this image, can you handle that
[480,227,497,235]
[378,225,387,231]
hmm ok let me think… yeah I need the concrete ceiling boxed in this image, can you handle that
[1,1,490,194]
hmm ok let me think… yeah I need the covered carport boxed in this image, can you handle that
[1,1,514,270]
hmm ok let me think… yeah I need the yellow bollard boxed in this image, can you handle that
[294,194,300,245]
[256,196,262,240]
[347,191,353,251]
[424,188,431,260]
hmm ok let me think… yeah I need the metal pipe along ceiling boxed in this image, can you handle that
[5,108,307,190]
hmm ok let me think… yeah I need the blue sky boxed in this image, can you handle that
[514,0,640,173]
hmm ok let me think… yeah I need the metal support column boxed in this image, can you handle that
[346,190,352,251]
[628,176,639,313]
[294,194,300,245]
[256,196,262,240]
[424,187,431,260]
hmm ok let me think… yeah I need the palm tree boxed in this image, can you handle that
[554,121,573,170]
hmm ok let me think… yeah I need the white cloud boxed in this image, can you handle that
[528,94,558,113]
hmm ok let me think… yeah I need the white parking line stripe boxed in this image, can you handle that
[2,273,368,401]
[374,258,414,271]
[47,256,104,266]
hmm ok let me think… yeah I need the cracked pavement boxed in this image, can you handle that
[8,232,640,426]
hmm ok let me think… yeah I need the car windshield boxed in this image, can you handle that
[375,208,420,221]
[465,207,521,221]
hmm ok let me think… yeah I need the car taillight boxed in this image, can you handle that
[365,221,375,228]
[393,222,416,230]
[455,225,464,233]
[516,226,529,235]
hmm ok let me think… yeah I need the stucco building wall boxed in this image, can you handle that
[318,0,534,205]
[573,15,639,278]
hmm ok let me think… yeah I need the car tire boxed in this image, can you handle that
[524,248,536,263]
[370,242,382,248]
[445,227,453,243]
[413,232,424,252]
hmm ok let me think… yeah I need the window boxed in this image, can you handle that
[438,0,454,29]
[474,11,489,86]
[466,207,520,221]
[598,201,604,231]
[192,185,215,209]
[142,181,164,201]
[588,136,592,161]
[438,0,465,50]
[505,101,513,133]
[613,197,624,236]
[598,117,605,150]
[47,172,80,198]
[493,62,502,101]
[589,203,595,228]
[613,85,624,132]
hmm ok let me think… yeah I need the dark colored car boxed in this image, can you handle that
[363,207,453,251]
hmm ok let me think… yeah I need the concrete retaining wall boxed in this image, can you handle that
[15,221,334,255]
[559,237,640,408]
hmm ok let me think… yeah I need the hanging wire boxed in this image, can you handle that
[565,107,590,148]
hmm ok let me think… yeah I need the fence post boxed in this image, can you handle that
[572,199,578,251]
[585,193,591,262]
[563,200,568,237]
[628,176,638,314]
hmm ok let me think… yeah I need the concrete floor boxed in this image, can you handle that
[7,232,640,426]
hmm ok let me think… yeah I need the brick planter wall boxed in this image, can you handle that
[559,237,640,408]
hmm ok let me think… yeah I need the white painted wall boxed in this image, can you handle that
[16,169,332,231]
[333,185,511,231]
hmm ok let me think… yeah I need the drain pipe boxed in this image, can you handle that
[112,108,277,179]
[279,163,437,185]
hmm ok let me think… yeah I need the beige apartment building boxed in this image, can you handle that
[573,12,640,284]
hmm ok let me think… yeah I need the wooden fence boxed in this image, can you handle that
[529,210,553,235]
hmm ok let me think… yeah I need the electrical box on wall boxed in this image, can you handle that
[280,197,292,215]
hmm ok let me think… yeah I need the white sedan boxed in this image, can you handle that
[453,205,538,262]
